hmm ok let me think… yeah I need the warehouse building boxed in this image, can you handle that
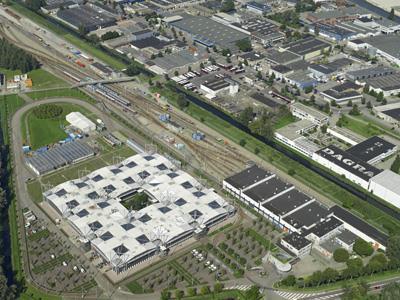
[200,77,239,98]
[246,1,271,15]
[373,103,400,125]
[321,81,363,103]
[313,145,382,189]
[169,14,248,49]
[66,112,96,134]
[364,73,400,97]
[303,217,343,245]
[282,36,331,60]
[45,153,235,273]
[330,205,387,250]
[234,18,284,45]
[346,136,397,164]
[281,232,312,258]
[265,49,302,66]
[26,141,95,175]
[369,170,400,210]
[346,66,396,82]
[57,5,117,32]
[358,35,400,66]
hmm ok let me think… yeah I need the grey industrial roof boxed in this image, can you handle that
[244,177,292,203]
[347,136,396,163]
[304,217,342,238]
[330,205,388,246]
[131,36,174,49]
[238,18,283,42]
[202,78,230,91]
[365,73,400,91]
[310,58,353,75]
[224,165,272,190]
[265,49,301,65]
[170,14,248,48]
[271,64,292,74]
[239,51,265,61]
[335,229,357,245]
[153,49,203,70]
[315,145,382,181]
[57,5,116,30]
[262,189,313,216]
[283,201,330,229]
[282,232,311,250]
[283,36,331,57]
[362,35,400,60]
[251,92,283,108]
[346,65,396,80]
[26,141,94,175]
[382,108,400,121]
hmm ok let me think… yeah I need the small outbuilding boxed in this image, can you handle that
[66,112,96,133]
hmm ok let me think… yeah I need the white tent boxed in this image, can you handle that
[66,112,96,133]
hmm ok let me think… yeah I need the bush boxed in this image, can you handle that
[32,104,63,119]
[353,239,374,257]
[333,248,349,263]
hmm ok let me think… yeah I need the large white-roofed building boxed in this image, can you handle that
[44,153,235,273]
[66,112,96,133]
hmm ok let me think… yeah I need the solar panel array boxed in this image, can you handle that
[26,141,94,175]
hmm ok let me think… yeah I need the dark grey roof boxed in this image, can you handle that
[382,108,400,121]
[271,64,292,74]
[251,92,283,108]
[304,217,343,238]
[347,136,396,163]
[282,232,311,250]
[284,36,331,56]
[335,229,357,245]
[262,189,313,216]
[315,145,382,181]
[224,165,272,190]
[283,201,330,229]
[330,205,388,246]
[244,176,292,203]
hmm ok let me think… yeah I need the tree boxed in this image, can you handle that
[25,0,46,11]
[323,102,331,114]
[349,104,361,116]
[0,38,40,72]
[126,64,141,76]
[254,147,260,155]
[366,101,372,109]
[333,248,349,263]
[321,124,328,134]
[175,289,184,299]
[347,100,353,107]
[387,235,400,263]
[238,107,254,125]
[322,267,339,284]
[281,275,296,286]
[363,84,370,94]
[389,8,395,20]
[310,94,316,103]
[365,253,387,274]
[220,0,235,12]
[379,282,400,299]
[214,282,223,293]
[343,258,363,279]
[200,285,210,295]
[377,91,384,102]
[239,139,247,147]
[101,31,120,41]
[244,286,262,300]
[236,38,252,52]
[187,287,196,297]
[353,239,373,257]
[176,94,189,109]
[390,156,400,174]
[161,289,171,300]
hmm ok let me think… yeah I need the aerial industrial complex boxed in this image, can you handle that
[4,0,400,298]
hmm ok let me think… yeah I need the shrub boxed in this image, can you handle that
[33,104,63,119]
[333,248,349,263]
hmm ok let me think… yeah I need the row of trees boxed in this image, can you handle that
[32,104,63,119]
[0,38,40,73]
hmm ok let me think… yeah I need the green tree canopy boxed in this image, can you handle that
[353,239,373,257]
[333,248,349,263]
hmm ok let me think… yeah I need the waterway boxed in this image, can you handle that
[172,86,400,226]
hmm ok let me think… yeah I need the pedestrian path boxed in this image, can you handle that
[273,290,341,300]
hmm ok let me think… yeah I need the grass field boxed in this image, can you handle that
[0,94,25,144]
[22,102,96,149]
[27,88,96,103]
[10,3,126,70]
[340,115,384,138]
[27,145,136,202]
[274,114,297,129]
[0,67,67,90]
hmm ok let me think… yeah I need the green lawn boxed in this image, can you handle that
[341,115,384,138]
[0,94,25,144]
[0,67,67,89]
[23,102,96,149]
[27,88,96,103]
[274,114,297,129]
[126,281,149,294]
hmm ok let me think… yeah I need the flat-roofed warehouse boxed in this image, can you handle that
[347,136,397,164]
[57,5,117,32]
[282,36,331,60]
[26,141,95,175]
[169,14,249,49]
[44,153,235,273]
[365,73,400,97]
[312,145,382,189]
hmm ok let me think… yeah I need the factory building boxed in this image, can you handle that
[312,146,382,189]
[290,102,329,126]
[200,77,239,98]
[346,136,397,164]
[45,153,235,273]
[369,170,400,210]
[280,232,311,258]
[66,112,96,133]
